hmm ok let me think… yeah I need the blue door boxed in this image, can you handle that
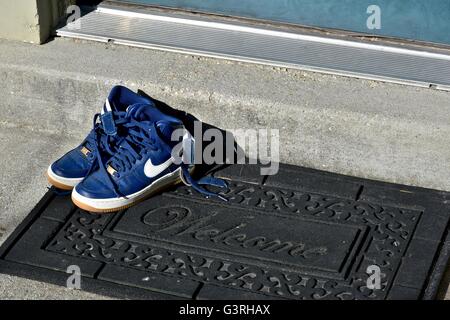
[113,0,450,45]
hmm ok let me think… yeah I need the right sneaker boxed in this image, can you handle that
[47,86,154,190]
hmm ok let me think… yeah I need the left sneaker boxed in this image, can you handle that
[47,85,154,190]
[72,104,227,213]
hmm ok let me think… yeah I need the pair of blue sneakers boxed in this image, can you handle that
[47,86,226,213]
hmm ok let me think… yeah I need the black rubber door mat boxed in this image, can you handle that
[0,164,449,300]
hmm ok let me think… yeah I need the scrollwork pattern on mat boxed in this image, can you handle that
[48,181,421,300]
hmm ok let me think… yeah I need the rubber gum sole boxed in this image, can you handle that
[46,172,74,191]
[72,178,182,214]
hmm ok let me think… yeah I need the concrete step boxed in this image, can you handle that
[1,37,450,193]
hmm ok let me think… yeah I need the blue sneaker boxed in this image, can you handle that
[47,86,153,190]
[72,104,227,213]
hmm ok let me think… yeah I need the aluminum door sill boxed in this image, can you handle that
[57,5,450,91]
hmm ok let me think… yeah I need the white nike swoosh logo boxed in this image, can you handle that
[144,157,175,178]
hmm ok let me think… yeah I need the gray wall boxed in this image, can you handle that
[0,0,74,44]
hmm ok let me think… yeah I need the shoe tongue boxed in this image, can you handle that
[156,120,178,142]
[126,103,150,121]
[127,104,183,143]
[103,86,130,113]
[101,98,117,114]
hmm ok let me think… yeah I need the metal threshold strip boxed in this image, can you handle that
[57,4,450,91]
